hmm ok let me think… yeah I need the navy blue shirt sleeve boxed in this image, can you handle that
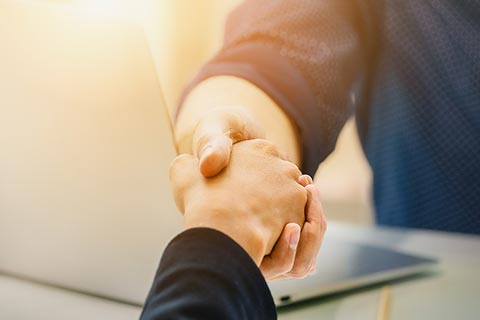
[140,228,277,320]
[179,1,379,176]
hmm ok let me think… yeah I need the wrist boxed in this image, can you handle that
[183,206,268,265]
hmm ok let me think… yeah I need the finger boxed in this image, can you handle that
[168,154,199,213]
[168,154,198,186]
[192,107,265,177]
[192,115,232,177]
[267,274,291,281]
[267,258,317,280]
[298,174,313,187]
[197,133,232,178]
[260,223,301,281]
[287,184,326,278]
[305,184,326,227]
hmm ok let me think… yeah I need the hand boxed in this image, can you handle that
[181,105,326,280]
[169,139,307,265]
[189,106,266,177]
[260,175,327,280]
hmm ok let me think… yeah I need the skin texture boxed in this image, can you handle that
[169,139,307,265]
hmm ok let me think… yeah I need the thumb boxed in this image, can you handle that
[260,223,301,280]
[196,133,232,177]
[192,106,265,177]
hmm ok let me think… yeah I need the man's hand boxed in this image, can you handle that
[169,139,307,265]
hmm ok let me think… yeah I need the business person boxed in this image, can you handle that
[175,1,480,237]
[141,139,326,319]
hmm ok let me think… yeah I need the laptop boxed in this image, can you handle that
[268,235,436,306]
[0,0,436,307]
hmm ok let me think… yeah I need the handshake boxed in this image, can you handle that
[170,107,327,280]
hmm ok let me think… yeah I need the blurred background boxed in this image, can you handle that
[51,0,374,225]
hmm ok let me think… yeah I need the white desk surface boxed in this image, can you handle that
[1,222,479,320]
[0,275,141,320]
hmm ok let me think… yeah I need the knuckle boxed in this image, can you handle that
[303,174,313,183]
[298,175,309,186]
[293,183,308,204]
[291,167,302,180]
[283,161,302,179]
[251,139,280,156]
[272,263,294,278]
[288,265,310,279]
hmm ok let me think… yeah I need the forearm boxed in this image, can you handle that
[176,75,302,166]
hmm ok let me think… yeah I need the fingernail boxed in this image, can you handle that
[289,226,301,251]
[306,175,313,184]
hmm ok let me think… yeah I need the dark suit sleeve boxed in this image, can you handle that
[140,228,277,320]
[179,0,379,176]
